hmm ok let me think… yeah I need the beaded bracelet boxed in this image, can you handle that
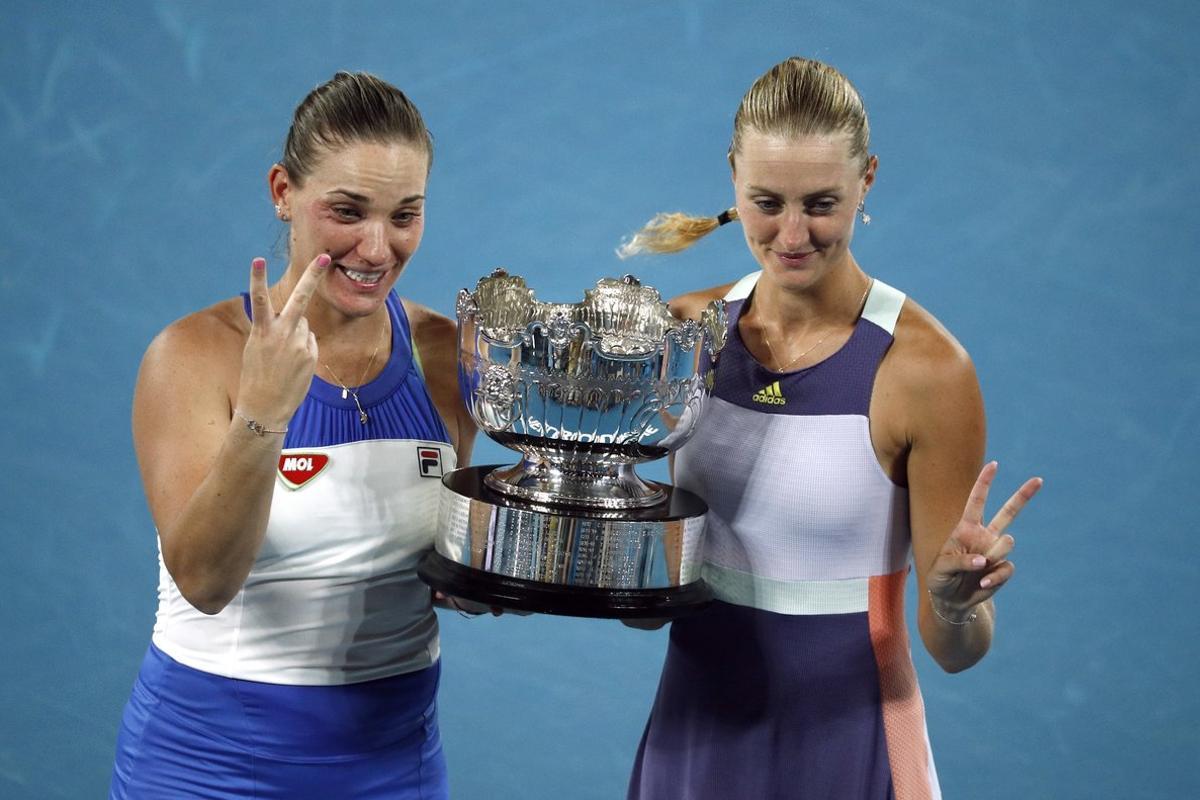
[928,590,978,626]
[234,409,288,437]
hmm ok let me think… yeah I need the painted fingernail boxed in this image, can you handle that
[316,254,331,267]
[980,578,993,588]
[252,257,266,270]
[972,556,987,568]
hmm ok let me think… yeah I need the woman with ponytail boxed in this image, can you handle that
[622,58,1042,800]
[110,73,475,799]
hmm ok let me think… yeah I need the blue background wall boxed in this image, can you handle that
[2,2,1196,798]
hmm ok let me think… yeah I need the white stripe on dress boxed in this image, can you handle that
[702,562,869,615]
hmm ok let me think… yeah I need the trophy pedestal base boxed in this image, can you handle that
[419,550,712,619]
[421,465,712,619]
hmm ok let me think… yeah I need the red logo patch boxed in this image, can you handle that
[417,447,443,478]
[277,453,330,490]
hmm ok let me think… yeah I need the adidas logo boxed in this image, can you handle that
[752,381,787,405]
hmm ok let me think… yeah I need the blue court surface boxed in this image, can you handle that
[2,2,1196,798]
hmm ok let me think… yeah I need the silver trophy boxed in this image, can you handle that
[417,270,728,618]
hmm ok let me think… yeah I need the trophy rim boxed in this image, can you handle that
[459,270,716,356]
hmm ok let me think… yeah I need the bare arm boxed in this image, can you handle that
[896,319,1042,672]
[134,255,329,614]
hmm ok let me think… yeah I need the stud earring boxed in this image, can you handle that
[275,203,290,222]
[857,201,871,226]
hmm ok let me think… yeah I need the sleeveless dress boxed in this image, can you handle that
[110,291,457,799]
[628,273,942,800]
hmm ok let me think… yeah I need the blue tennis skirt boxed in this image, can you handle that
[110,643,447,799]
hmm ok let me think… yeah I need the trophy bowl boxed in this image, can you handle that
[418,270,727,618]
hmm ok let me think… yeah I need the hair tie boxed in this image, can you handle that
[716,209,734,226]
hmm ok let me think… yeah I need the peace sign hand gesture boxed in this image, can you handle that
[926,462,1043,621]
[236,254,330,428]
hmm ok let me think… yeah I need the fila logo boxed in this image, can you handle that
[417,447,443,478]
[752,381,787,405]
[277,453,330,490]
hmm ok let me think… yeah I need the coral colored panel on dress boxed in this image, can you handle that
[870,569,939,800]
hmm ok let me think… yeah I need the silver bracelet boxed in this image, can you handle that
[928,590,978,626]
[234,409,287,436]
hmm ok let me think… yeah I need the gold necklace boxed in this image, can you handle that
[322,329,385,425]
[759,278,873,372]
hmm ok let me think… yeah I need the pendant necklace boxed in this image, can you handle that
[322,327,385,425]
[760,278,873,373]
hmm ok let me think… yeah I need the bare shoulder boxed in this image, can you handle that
[140,297,248,382]
[133,297,248,447]
[401,298,454,332]
[870,293,984,482]
[668,283,736,322]
[888,297,976,387]
[878,295,982,428]
[401,298,456,360]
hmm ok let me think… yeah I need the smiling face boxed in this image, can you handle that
[271,139,428,318]
[732,130,875,291]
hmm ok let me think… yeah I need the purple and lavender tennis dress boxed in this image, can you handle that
[110,291,456,799]
[628,272,942,800]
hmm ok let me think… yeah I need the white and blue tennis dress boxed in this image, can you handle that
[629,273,942,800]
[111,291,457,799]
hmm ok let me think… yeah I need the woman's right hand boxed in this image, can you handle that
[236,254,330,426]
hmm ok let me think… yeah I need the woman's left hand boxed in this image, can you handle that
[926,462,1043,617]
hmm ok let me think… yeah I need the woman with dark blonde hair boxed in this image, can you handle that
[621,57,1042,799]
[109,72,475,799]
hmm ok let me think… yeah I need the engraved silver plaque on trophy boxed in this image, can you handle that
[417,270,727,618]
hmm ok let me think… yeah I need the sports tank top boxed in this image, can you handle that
[151,291,456,685]
[675,272,910,611]
[641,274,940,800]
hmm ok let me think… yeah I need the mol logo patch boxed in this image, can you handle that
[277,453,331,490]
[752,381,787,406]
[417,447,443,478]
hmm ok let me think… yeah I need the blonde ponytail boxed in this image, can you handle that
[617,207,739,259]
[619,58,869,260]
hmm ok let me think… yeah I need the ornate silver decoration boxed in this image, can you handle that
[456,271,727,510]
